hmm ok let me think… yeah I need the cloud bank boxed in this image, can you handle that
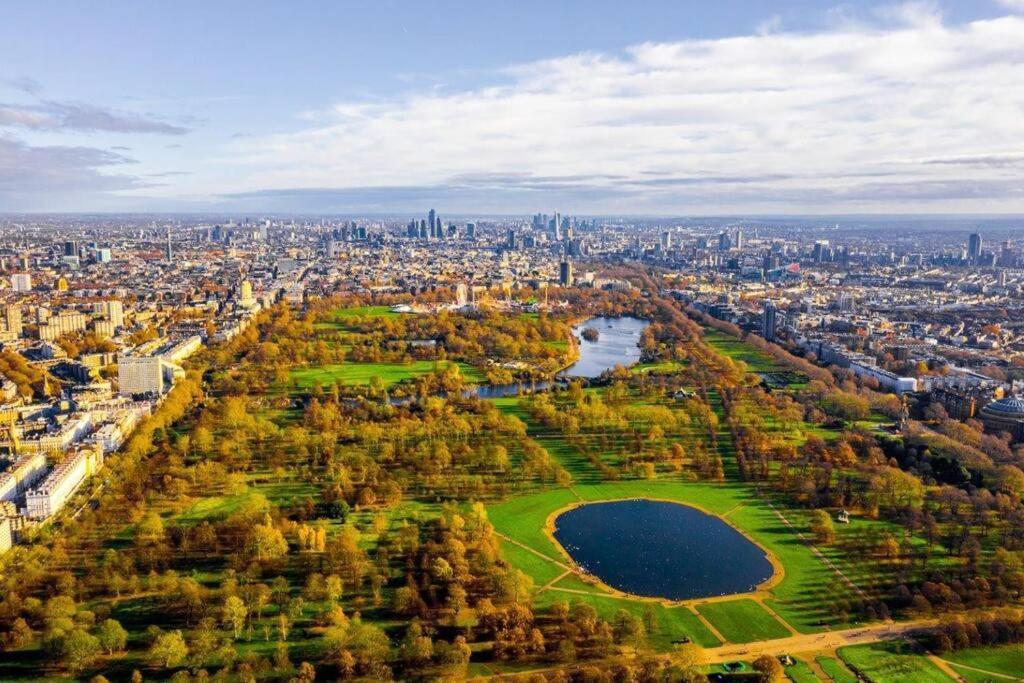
[211,5,1024,213]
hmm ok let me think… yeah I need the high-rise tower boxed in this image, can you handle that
[968,232,982,264]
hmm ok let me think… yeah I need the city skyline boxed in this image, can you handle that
[3,0,1024,214]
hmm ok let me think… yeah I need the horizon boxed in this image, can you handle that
[3,0,1024,214]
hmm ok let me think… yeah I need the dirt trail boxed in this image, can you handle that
[936,657,1022,681]
[495,532,572,571]
[475,617,942,680]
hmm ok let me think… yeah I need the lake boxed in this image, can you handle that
[562,316,649,379]
[552,499,774,600]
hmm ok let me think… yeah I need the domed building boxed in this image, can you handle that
[979,396,1024,441]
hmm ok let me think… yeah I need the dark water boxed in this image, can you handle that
[465,380,553,399]
[552,499,773,600]
[563,316,649,379]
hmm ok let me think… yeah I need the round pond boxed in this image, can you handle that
[552,499,774,601]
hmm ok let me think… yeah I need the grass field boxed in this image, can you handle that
[702,329,782,373]
[630,360,688,375]
[533,589,722,649]
[816,656,858,683]
[696,599,791,644]
[290,359,484,388]
[314,305,404,330]
[785,659,823,683]
[329,304,401,320]
[839,643,955,683]
[487,477,858,646]
[943,644,1024,682]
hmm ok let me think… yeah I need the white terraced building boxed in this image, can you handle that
[24,447,103,520]
[0,452,48,503]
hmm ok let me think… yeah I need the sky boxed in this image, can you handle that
[1,0,1023,215]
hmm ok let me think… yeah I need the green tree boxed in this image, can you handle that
[222,595,248,639]
[60,628,101,672]
[399,620,434,667]
[247,517,289,562]
[810,509,836,544]
[96,618,128,654]
[149,630,189,668]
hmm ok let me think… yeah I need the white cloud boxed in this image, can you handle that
[178,6,1024,213]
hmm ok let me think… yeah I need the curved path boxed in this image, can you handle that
[936,657,1021,682]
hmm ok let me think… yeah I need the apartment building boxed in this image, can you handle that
[24,446,103,520]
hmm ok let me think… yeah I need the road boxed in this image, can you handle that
[699,617,939,665]
[475,617,942,680]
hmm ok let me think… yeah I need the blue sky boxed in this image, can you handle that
[1,0,1023,214]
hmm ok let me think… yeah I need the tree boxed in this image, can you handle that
[273,641,292,673]
[149,630,189,668]
[96,618,128,654]
[60,628,101,672]
[753,654,785,682]
[136,511,166,545]
[247,516,289,562]
[323,617,390,675]
[399,620,434,667]
[295,662,317,682]
[672,642,704,670]
[222,596,248,639]
[44,595,77,631]
[810,510,836,545]
[612,609,647,649]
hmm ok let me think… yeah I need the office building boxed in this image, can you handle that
[968,232,983,264]
[117,356,169,395]
[11,273,32,292]
[762,301,778,341]
[5,305,22,336]
[559,259,573,287]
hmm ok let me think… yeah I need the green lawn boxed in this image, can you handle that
[174,492,257,526]
[489,479,856,636]
[696,599,791,644]
[702,328,781,373]
[786,659,823,683]
[839,643,955,683]
[329,305,401,320]
[533,589,721,650]
[630,360,687,375]
[816,656,858,683]
[943,644,1024,682]
[289,359,484,388]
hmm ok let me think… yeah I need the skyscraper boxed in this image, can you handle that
[762,301,777,341]
[968,232,982,263]
[559,259,573,287]
[428,209,437,237]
